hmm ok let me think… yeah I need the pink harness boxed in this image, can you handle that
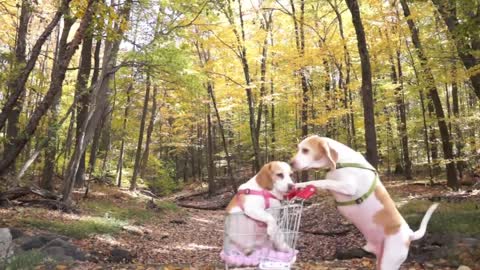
[236,189,282,227]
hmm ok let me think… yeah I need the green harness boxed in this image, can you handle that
[333,162,378,207]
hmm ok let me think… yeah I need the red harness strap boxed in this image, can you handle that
[235,188,282,211]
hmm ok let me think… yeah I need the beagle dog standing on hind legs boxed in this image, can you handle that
[291,136,439,270]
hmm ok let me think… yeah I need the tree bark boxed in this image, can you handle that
[394,51,413,179]
[73,27,94,188]
[4,0,32,174]
[62,0,132,203]
[290,0,309,181]
[400,0,458,189]
[131,72,151,191]
[432,0,480,99]
[116,84,132,187]
[41,12,76,191]
[0,0,72,131]
[328,0,355,147]
[345,0,379,168]
[221,0,260,172]
[451,67,465,179]
[140,85,158,178]
[255,11,273,148]
[0,0,95,176]
[206,103,215,195]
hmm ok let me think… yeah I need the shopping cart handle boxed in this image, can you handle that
[285,185,317,200]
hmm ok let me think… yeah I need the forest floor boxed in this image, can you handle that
[1,177,479,269]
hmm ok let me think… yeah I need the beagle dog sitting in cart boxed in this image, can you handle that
[291,136,439,270]
[225,161,295,254]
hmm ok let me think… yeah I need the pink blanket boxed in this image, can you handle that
[220,247,297,267]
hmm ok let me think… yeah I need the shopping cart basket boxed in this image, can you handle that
[221,185,316,269]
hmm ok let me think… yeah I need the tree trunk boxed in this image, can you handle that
[4,0,32,174]
[432,0,480,99]
[221,0,260,172]
[73,30,94,188]
[131,72,151,191]
[207,82,236,191]
[395,51,413,179]
[0,0,72,131]
[140,85,158,178]
[62,0,132,203]
[400,0,458,189]
[290,0,309,181]
[255,11,273,149]
[328,0,355,147]
[0,0,95,177]
[206,103,215,196]
[451,67,465,179]
[42,11,78,190]
[87,111,105,175]
[116,84,132,187]
[345,0,379,168]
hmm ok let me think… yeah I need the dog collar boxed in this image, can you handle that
[236,188,282,209]
[334,162,378,207]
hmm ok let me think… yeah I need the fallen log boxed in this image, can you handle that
[176,200,230,211]
[0,186,60,201]
[17,199,75,213]
[0,187,32,201]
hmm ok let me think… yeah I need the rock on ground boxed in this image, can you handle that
[0,228,13,258]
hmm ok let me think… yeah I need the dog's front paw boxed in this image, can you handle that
[267,222,278,237]
[276,242,292,253]
[294,183,307,189]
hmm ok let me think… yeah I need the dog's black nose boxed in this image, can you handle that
[287,183,294,191]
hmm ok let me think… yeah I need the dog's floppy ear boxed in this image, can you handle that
[256,163,274,190]
[317,139,338,170]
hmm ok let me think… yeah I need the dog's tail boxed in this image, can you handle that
[410,203,439,241]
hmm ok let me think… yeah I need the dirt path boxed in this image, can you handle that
[3,181,478,269]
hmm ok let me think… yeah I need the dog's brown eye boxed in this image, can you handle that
[277,173,284,178]
[302,148,309,154]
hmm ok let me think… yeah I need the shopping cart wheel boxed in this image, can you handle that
[258,259,294,270]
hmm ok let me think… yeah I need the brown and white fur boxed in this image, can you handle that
[291,136,439,270]
[225,161,295,254]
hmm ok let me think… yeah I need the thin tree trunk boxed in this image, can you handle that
[131,72,151,191]
[394,51,413,179]
[116,84,132,187]
[15,105,74,180]
[0,0,95,177]
[290,0,309,181]
[328,0,355,147]
[255,11,273,148]
[401,0,458,189]
[62,0,132,203]
[206,103,215,196]
[207,82,236,191]
[4,0,32,174]
[0,0,72,131]
[140,85,158,178]
[432,0,480,99]
[451,67,465,179]
[41,10,76,191]
[73,29,94,188]
[345,0,379,167]
[88,114,104,175]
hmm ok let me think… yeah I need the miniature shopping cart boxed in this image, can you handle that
[221,185,317,270]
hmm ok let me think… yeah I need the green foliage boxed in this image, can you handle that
[1,250,46,270]
[82,199,153,223]
[144,158,181,196]
[401,200,480,236]
[22,217,125,239]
